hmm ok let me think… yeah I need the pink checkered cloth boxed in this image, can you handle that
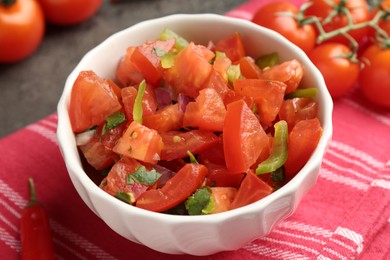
[1,0,390,259]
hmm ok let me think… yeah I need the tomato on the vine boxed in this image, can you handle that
[305,0,370,45]
[359,44,390,108]
[0,0,45,63]
[38,0,103,25]
[368,0,390,41]
[251,1,317,53]
[308,43,359,98]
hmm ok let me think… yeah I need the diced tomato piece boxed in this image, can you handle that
[197,137,225,165]
[213,53,232,83]
[106,79,122,101]
[113,121,163,164]
[210,187,237,214]
[136,163,208,212]
[230,170,273,210]
[203,70,229,98]
[95,120,129,149]
[164,42,213,98]
[115,47,144,87]
[278,97,318,131]
[78,137,118,170]
[254,135,274,166]
[233,78,286,125]
[197,44,216,62]
[260,59,303,94]
[284,118,322,180]
[214,32,246,62]
[238,56,261,79]
[131,39,175,86]
[121,84,157,121]
[101,157,149,201]
[143,103,184,132]
[223,99,269,173]
[69,70,122,133]
[160,130,219,161]
[223,88,255,109]
[204,162,244,188]
[183,88,227,132]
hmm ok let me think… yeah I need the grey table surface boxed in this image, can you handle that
[0,0,248,138]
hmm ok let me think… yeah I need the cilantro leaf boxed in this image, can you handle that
[126,165,162,186]
[102,111,125,135]
[185,186,213,215]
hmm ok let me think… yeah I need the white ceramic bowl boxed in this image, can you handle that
[57,14,333,256]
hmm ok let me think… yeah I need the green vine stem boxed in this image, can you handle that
[278,0,390,63]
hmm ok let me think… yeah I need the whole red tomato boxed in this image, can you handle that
[308,43,360,98]
[0,0,45,63]
[252,1,317,53]
[305,0,370,46]
[368,0,390,41]
[359,44,390,108]
[38,0,103,25]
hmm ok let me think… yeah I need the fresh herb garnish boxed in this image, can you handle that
[102,111,125,135]
[126,165,162,186]
[185,186,214,215]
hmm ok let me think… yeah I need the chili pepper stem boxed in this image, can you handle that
[26,178,40,208]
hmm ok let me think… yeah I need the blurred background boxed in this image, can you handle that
[0,0,247,138]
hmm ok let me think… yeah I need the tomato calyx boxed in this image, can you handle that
[25,178,41,208]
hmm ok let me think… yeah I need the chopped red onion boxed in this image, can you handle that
[75,130,95,146]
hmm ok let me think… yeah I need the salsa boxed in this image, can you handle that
[69,29,322,215]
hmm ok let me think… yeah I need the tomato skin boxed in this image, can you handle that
[213,32,246,62]
[238,56,262,79]
[359,44,390,108]
[0,0,45,63]
[284,118,322,180]
[278,98,318,131]
[131,39,175,86]
[223,99,269,173]
[305,0,370,45]
[69,71,122,133]
[79,136,118,170]
[143,103,184,132]
[121,84,157,121]
[308,43,359,98]
[252,1,317,53]
[160,130,219,161]
[136,163,208,212]
[260,59,304,94]
[183,88,227,132]
[164,42,213,98]
[204,162,244,188]
[101,157,149,200]
[38,0,103,25]
[116,47,144,87]
[233,78,286,125]
[230,170,273,210]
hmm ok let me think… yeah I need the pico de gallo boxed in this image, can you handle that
[69,29,322,215]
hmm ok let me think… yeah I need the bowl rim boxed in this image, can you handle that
[57,13,333,224]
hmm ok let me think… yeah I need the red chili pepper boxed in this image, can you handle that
[20,178,55,260]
